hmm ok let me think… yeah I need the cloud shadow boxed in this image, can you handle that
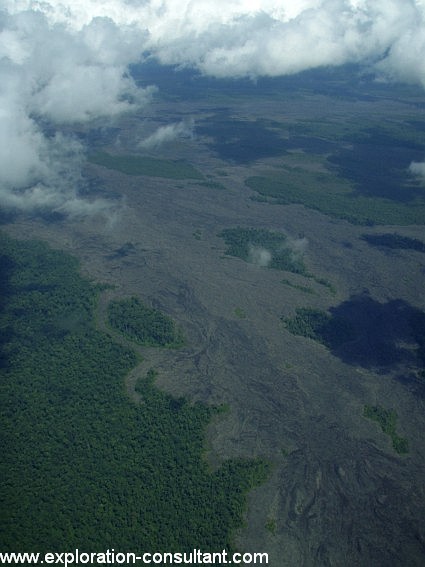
[325,294,424,373]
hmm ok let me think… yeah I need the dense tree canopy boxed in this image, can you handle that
[108,296,184,347]
[0,232,269,553]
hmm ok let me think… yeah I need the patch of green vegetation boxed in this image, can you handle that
[89,151,204,180]
[265,518,277,535]
[283,308,331,342]
[246,172,425,225]
[310,276,337,295]
[281,278,315,295]
[283,307,354,347]
[363,405,409,454]
[0,232,270,553]
[362,233,425,252]
[234,307,247,319]
[370,120,425,148]
[108,296,184,348]
[219,227,307,275]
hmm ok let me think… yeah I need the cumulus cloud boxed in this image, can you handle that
[0,7,153,215]
[0,129,112,217]
[5,1,425,81]
[7,0,425,83]
[138,0,425,84]
[139,118,195,150]
[409,160,425,182]
[2,0,425,214]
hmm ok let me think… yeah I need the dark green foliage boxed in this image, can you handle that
[219,227,307,274]
[311,277,337,295]
[0,232,269,553]
[265,518,277,535]
[233,307,247,319]
[108,296,184,347]
[283,307,354,347]
[281,278,315,294]
[362,233,425,253]
[363,405,409,454]
[0,237,97,346]
[245,120,425,225]
[283,308,330,342]
[220,227,285,258]
[89,151,204,179]
[246,175,425,225]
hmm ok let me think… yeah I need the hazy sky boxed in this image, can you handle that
[1,0,425,214]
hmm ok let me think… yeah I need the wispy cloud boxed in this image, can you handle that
[139,119,195,150]
[409,160,425,182]
[248,245,273,268]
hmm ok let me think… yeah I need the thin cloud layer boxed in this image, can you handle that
[2,0,425,214]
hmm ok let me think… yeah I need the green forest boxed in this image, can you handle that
[219,227,307,275]
[108,296,185,347]
[246,173,425,226]
[283,307,354,347]
[363,405,409,454]
[0,232,269,553]
[89,151,204,180]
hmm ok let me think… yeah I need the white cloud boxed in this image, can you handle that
[1,0,425,215]
[139,119,194,150]
[0,98,47,188]
[248,245,272,267]
[7,1,425,83]
[409,161,425,181]
[0,127,112,217]
[32,64,149,123]
[121,0,424,83]
[0,7,154,215]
